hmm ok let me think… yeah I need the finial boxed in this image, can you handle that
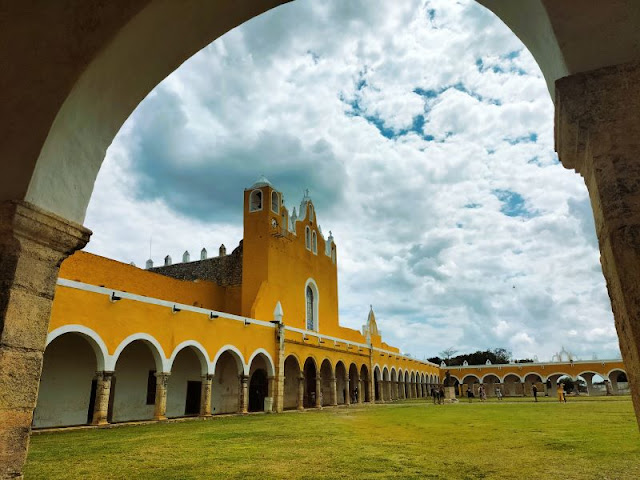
[304,188,309,197]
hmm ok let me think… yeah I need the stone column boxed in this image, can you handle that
[267,376,276,412]
[556,61,640,427]
[605,380,614,395]
[358,379,364,404]
[91,371,114,425]
[0,201,90,479]
[200,374,213,417]
[345,376,351,406]
[153,372,170,420]
[397,381,403,399]
[274,321,285,413]
[297,374,305,410]
[315,376,322,408]
[611,376,619,394]
[376,379,384,403]
[582,373,594,396]
[239,375,249,414]
[330,376,337,406]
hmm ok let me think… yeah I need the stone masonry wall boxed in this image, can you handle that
[150,242,243,287]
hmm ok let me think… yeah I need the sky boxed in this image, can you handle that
[84,0,620,362]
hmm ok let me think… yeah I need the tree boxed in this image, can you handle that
[439,347,457,361]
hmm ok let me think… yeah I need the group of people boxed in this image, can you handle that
[429,386,446,404]
[466,384,487,402]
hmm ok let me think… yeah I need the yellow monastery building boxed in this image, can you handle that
[33,177,627,429]
[34,178,441,428]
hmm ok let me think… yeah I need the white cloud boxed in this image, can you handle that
[84,0,618,362]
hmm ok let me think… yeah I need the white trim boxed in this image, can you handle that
[543,372,574,382]
[111,333,169,372]
[212,345,247,376]
[480,373,502,383]
[247,348,276,377]
[46,325,109,371]
[443,358,624,369]
[501,373,525,383]
[462,373,480,383]
[304,278,319,332]
[167,340,211,375]
[56,279,276,329]
[606,368,627,380]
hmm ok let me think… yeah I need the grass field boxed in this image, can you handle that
[25,397,640,480]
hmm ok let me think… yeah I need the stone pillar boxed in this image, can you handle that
[0,201,91,479]
[330,376,337,406]
[274,321,285,413]
[91,371,114,425]
[345,376,351,406]
[606,380,614,395]
[583,373,595,396]
[358,379,364,404]
[315,376,322,408]
[297,374,305,410]
[153,372,170,420]
[376,379,384,403]
[267,376,275,412]
[556,61,640,427]
[611,376,619,394]
[239,374,249,414]
[398,381,403,399]
[200,374,213,416]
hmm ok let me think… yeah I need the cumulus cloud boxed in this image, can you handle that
[84,0,618,361]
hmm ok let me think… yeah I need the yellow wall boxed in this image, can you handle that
[60,251,226,310]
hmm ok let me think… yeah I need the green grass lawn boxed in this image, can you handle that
[26,397,640,480]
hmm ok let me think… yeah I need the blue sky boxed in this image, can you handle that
[84,0,619,361]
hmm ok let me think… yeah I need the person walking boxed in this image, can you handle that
[466,386,473,403]
[438,386,445,404]
[495,387,503,401]
[431,387,437,404]
[557,383,566,403]
[532,383,538,402]
[479,385,486,402]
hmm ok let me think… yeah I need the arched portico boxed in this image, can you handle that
[111,338,166,423]
[481,374,501,397]
[335,361,348,405]
[303,357,319,408]
[502,374,523,397]
[248,351,275,412]
[211,349,244,414]
[320,359,334,407]
[360,365,370,403]
[34,332,100,428]
[349,363,360,404]
[373,365,382,402]
[166,346,209,418]
[283,355,302,410]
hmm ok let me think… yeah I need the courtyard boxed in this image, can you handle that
[26,397,639,480]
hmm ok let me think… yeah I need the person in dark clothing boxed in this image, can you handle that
[532,384,538,402]
[438,386,445,404]
[431,387,437,404]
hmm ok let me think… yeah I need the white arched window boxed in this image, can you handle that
[305,279,319,331]
[311,231,317,254]
[271,191,279,214]
[305,226,311,250]
[249,190,262,212]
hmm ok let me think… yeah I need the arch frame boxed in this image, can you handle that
[212,344,247,376]
[111,332,168,372]
[247,348,276,377]
[167,340,211,376]
[46,325,109,371]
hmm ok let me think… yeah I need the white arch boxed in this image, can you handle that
[46,325,109,371]
[481,373,502,383]
[501,373,525,383]
[111,333,168,372]
[167,340,211,376]
[212,344,247,375]
[304,278,320,331]
[462,374,480,383]
[247,348,276,377]
[544,372,574,382]
[606,368,627,380]
[373,363,382,378]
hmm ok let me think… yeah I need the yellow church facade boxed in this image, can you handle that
[34,178,440,428]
